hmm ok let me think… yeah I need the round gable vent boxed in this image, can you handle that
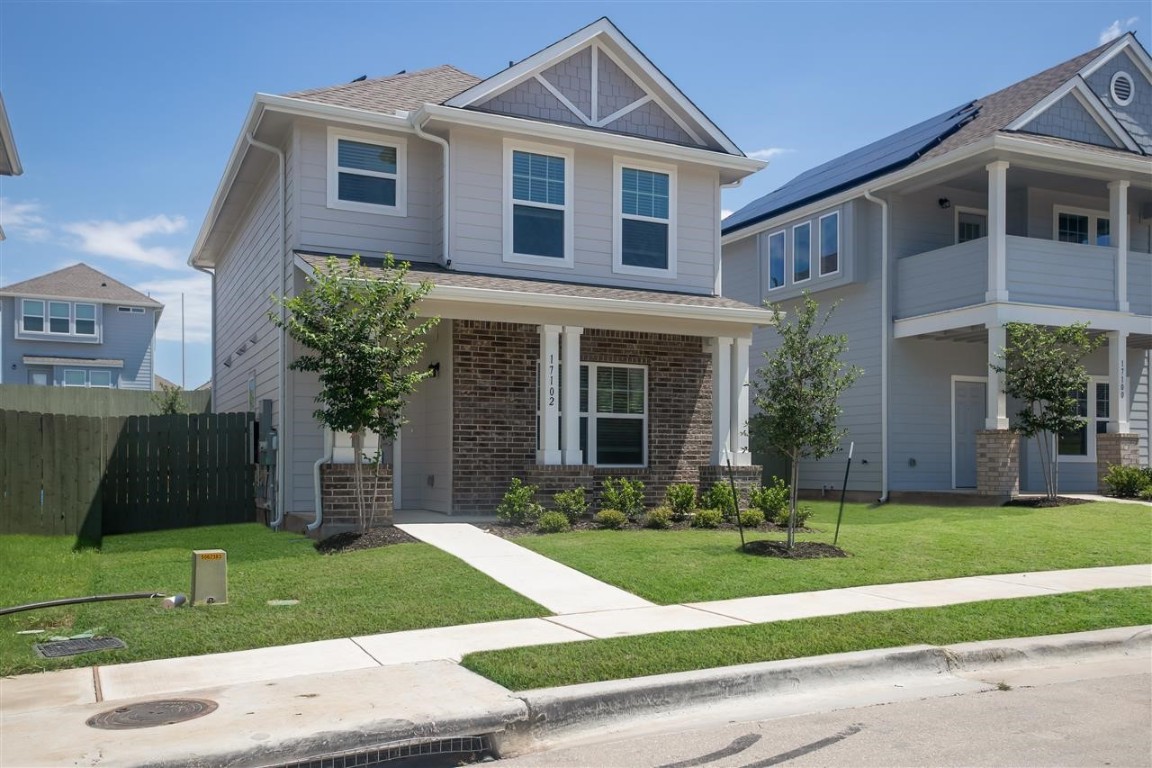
[1110,71,1134,106]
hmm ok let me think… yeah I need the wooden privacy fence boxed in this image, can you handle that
[0,411,255,539]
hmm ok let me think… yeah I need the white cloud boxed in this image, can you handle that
[134,273,212,344]
[721,209,734,220]
[63,214,188,270]
[0,198,50,240]
[747,147,794,161]
[1099,17,1138,44]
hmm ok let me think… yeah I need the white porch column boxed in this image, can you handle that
[537,324,562,465]
[561,326,584,465]
[1109,180,1130,312]
[730,337,752,465]
[711,336,733,463]
[1108,330,1130,433]
[985,160,1010,303]
[986,323,1009,430]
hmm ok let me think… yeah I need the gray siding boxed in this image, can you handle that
[478,77,586,128]
[448,125,720,294]
[603,100,695,146]
[1128,251,1151,316]
[1084,49,1152,154]
[540,46,592,118]
[399,320,454,512]
[294,119,443,263]
[1020,93,1123,149]
[1130,349,1151,466]
[720,235,759,307]
[895,240,987,318]
[1007,237,1117,310]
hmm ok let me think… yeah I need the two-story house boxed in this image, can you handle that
[189,18,772,528]
[723,34,1152,499]
[0,263,164,389]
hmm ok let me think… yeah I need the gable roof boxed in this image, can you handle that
[0,263,163,308]
[724,34,1147,236]
[284,65,481,114]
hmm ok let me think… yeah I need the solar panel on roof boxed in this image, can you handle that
[723,101,980,234]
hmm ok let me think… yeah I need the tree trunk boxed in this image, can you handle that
[787,452,800,550]
[351,430,367,532]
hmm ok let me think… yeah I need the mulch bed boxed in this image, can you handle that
[477,519,811,539]
[315,527,420,554]
[741,540,848,559]
[1003,496,1093,508]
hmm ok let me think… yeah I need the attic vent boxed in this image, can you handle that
[1110,71,1134,106]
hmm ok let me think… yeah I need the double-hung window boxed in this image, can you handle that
[327,129,406,216]
[614,160,676,276]
[818,212,839,276]
[543,363,647,467]
[766,231,785,290]
[793,222,811,283]
[21,300,45,333]
[20,299,98,338]
[1054,207,1110,246]
[505,142,573,266]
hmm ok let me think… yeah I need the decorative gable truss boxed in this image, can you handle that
[445,18,740,154]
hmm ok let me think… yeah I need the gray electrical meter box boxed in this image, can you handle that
[191,549,228,605]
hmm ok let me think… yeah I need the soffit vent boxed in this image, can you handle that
[1110,71,1134,106]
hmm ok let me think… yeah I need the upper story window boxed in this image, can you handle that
[793,222,811,283]
[956,208,987,244]
[819,212,839,276]
[1054,206,1110,246]
[767,231,785,291]
[504,142,573,267]
[327,128,407,216]
[614,160,677,277]
[20,299,99,340]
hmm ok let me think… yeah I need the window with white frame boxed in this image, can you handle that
[1058,379,1109,460]
[505,143,573,266]
[21,299,44,333]
[541,363,647,466]
[327,129,406,215]
[63,370,87,387]
[89,370,113,388]
[818,212,839,276]
[956,208,987,244]
[615,161,676,275]
[1054,207,1110,246]
[766,230,785,290]
[793,222,811,283]
[20,299,98,338]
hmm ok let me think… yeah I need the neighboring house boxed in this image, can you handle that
[189,18,772,525]
[0,263,163,390]
[722,34,1152,498]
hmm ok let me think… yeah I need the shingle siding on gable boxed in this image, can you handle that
[476,77,586,127]
[1019,93,1123,149]
[540,47,593,119]
[1083,51,1152,153]
[603,100,695,146]
[597,53,647,116]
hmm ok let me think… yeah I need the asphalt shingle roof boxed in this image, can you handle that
[0,263,163,308]
[284,65,481,113]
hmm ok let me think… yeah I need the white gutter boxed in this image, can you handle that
[307,430,334,534]
[191,264,216,407]
[411,108,451,266]
[245,132,288,530]
[863,190,890,503]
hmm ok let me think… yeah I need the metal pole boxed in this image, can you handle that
[833,442,854,546]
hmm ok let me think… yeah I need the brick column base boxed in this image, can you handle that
[698,464,763,507]
[320,463,393,530]
[1096,433,1141,492]
[519,465,595,508]
[976,430,1019,498]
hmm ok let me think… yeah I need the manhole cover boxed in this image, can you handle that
[86,698,218,730]
[34,637,126,659]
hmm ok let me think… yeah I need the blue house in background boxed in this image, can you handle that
[0,263,163,390]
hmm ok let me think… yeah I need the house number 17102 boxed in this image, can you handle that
[548,353,556,407]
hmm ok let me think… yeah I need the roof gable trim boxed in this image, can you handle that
[1006,76,1141,152]
[1079,33,1152,83]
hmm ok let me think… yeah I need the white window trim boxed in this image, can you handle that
[503,139,574,268]
[1052,205,1111,245]
[118,306,145,314]
[612,157,677,279]
[89,370,113,388]
[792,221,812,284]
[20,298,45,334]
[765,230,787,292]
[583,362,648,468]
[62,369,87,387]
[817,211,841,277]
[326,127,407,217]
[1110,70,1135,107]
[954,206,988,244]
[1058,376,1108,463]
[17,298,101,342]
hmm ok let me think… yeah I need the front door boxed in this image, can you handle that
[954,379,986,488]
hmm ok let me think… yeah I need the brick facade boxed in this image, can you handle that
[976,430,1020,498]
[319,463,393,529]
[451,320,715,513]
[1096,432,1141,492]
[698,464,764,507]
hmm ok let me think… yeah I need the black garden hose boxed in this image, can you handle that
[0,592,166,616]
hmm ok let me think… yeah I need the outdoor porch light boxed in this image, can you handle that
[938,198,951,209]
[427,362,440,378]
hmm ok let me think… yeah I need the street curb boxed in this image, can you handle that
[495,626,1152,754]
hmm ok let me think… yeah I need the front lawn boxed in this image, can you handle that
[516,501,1152,603]
[0,524,547,676]
[462,587,1152,690]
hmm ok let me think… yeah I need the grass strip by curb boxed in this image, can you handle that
[461,587,1152,690]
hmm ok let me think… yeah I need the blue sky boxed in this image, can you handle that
[0,0,1145,389]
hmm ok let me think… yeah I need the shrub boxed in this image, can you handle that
[537,511,571,533]
[1140,487,1152,502]
[645,506,674,529]
[552,487,589,523]
[702,481,737,517]
[1102,465,1152,498]
[691,508,724,528]
[600,477,646,519]
[739,508,766,528]
[495,478,544,526]
[773,505,813,528]
[664,483,697,520]
[749,477,790,518]
[594,509,628,530]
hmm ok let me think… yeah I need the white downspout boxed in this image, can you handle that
[192,264,215,405]
[245,132,288,529]
[413,112,451,267]
[863,190,890,503]
[307,429,334,534]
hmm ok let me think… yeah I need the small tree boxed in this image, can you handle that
[271,254,438,531]
[151,382,188,415]
[750,294,860,549]
[991,322,1101,502]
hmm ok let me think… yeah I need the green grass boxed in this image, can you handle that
[462,587,1152,690]
[0,524,547,676]
[517,501,1152,603]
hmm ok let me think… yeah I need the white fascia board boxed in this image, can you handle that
[0,93,22,177]
[1006,77,1140,152]
[418,104,764,177]
[1080,34,1152,83]
[992,133,1152,177]
[894,301,1150,339]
